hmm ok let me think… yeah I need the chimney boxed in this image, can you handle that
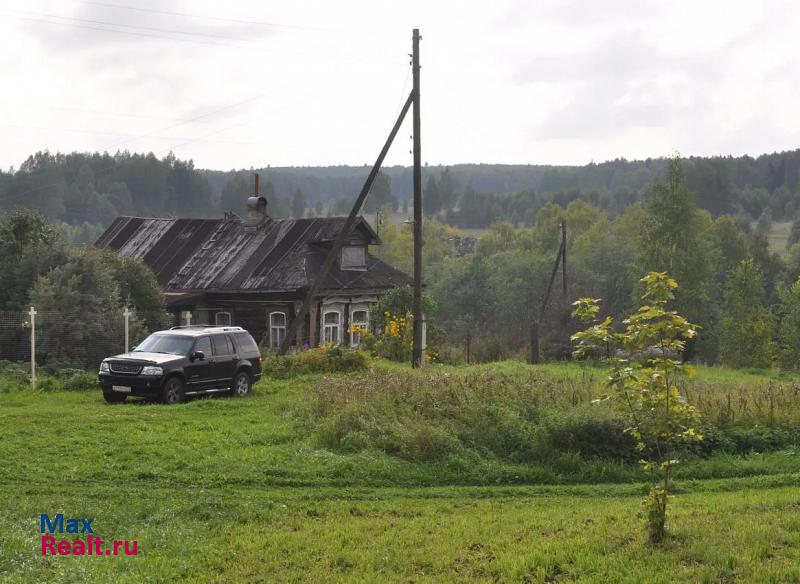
[246,172,269,227]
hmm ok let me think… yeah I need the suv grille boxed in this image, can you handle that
[109,363,142,375]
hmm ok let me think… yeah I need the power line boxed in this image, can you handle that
[1,12,274,51]
[102,93,269,151]
[72,0,333,32]
[2,11,401,64]
[10,8,280,47]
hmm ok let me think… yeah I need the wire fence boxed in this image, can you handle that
[0,308,184,387]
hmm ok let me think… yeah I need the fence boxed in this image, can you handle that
[0,307,178,389]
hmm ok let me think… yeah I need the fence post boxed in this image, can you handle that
[29,306,36,390]
[123,307,130,353]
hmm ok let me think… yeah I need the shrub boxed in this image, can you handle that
[262,345,370,378]
[62,371,96,391]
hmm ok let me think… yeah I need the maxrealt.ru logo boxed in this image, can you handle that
[40,514,138,556]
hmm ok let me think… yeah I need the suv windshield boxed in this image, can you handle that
[134,334,194,355]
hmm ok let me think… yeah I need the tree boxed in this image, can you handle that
[572,272,702,543]
[291,189,306,218]
[639,157,713,332]
[777,279,800,370]
[29,247,148,368]
[423,175,441,215]
[219,173,250,215]
[719,260,775,368]
[0,209,69,310]
[364,171,398,213]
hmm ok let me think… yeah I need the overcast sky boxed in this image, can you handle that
[1,0,799,170]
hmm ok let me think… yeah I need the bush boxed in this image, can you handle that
[62,371,96,391]
[262,345,370,378]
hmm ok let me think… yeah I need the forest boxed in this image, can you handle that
[3,148,800,234]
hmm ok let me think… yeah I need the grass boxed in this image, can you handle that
[1,361,800,581]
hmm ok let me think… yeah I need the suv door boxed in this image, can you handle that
[210,334,237,388]
[185,336,214,390]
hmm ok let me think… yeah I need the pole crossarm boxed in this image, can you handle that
[278,93,414,355]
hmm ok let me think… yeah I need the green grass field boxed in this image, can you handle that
[1,363,799,582]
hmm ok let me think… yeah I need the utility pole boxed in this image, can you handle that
[279,94,414,354]
[411,28,424,368]
[561,219,567,302]
[29,306,36,390]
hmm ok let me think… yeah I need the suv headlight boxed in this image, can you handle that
[99,361,109,374]
[141,366,163,376]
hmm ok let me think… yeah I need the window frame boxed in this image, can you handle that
[340,245,367,270]
[269,311,287,349]
[322,310,341,345]
[349,307,369,347]
[215,311,232,326]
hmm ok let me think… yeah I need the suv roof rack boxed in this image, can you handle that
[169,325,245,332]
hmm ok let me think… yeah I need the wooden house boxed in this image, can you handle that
[95,194,411,348]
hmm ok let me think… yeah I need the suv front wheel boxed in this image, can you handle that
[232,371,251,397]
[162,377,185,405]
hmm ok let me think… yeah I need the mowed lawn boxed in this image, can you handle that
[1,368,799,582]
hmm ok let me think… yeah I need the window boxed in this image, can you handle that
[134,334,194,356]
[340,246,366,270]
[193,336,211,356]
[233,332,259,353]
[323,311,341,345]
[211,334,233,356]
[350,309,369,347]
[215,311,231,326]
[269,312,286,349]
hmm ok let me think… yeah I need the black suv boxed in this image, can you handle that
[98,326,262,404]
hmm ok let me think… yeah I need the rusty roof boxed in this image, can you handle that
[95,216,411,293]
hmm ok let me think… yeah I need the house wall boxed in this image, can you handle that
[167,293,379,350]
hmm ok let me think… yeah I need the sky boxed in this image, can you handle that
[1,0,799,170]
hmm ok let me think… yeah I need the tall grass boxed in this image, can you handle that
[306,363,800,462]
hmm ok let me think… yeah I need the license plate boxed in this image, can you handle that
[112,385,131,393]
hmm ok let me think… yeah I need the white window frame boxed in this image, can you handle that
[269,311,287,349]
[215,311,232,326]
[349,306,369,347]
[322,310,341,345]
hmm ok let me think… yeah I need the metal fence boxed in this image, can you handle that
[0,307,178,389]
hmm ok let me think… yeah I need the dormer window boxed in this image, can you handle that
[340,245,366,270]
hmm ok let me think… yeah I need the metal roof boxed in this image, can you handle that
[95,216,411,293]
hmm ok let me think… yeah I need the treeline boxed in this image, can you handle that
[4,149,800,235]
[375,158,800,369]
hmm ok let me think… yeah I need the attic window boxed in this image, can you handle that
[340,246,366,270]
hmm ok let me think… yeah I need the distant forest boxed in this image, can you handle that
[2,149,800,237]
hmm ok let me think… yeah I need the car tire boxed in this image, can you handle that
[231,371,251,397]
[162,377,185,405]
[103,391,127,404]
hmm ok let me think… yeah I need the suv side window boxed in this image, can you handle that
[211,334,233,356]
[194,336,211,356]
[233,332,259,355]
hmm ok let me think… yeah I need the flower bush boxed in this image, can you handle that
[261,345,370,378]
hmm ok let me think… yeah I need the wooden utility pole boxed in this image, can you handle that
[528,220,567,364]
[561,219,567,302]
[278,94,414,354]
[411,28,424,368]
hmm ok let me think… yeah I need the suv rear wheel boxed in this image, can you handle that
[232,371,251,397]
[162,377,185,405]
